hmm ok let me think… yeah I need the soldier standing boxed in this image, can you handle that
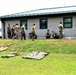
[11,25,15,38]
[7,24,11,39]
[31,24,36,41]
[12,24,19,40]
[59,22,63,38]
[21,24,26,40]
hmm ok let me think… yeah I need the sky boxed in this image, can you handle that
[0,0,76,29]
[0,0,76,16]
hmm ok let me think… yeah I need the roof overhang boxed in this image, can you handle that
[1,6,76,20]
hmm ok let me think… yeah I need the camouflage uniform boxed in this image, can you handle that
[59,24,63,38]
[11,25,15,38]
[7,24,11,39]
[21,25,26,40]
[12,25,19,40]
[31,24,36,41]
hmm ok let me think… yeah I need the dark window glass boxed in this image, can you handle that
[40,18,47,29]
[20,20,27,29]
[63,17,72,28]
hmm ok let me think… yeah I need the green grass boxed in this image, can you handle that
[0,39,76,75]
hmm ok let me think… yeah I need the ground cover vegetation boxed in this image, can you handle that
[0,39,76,75]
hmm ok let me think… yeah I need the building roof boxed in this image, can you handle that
[1,5,76,19]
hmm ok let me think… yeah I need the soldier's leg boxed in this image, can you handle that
[21,33,23,40]
[32,34,35,41]
[23,32,26,40]
[8,33,10,39]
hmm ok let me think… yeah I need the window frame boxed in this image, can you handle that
[39,18,48,29]
[63,17,72,28]
[20,20,28,30]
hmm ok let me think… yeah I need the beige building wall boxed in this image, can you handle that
[63,16,76,37]
[3,15,76,38]
[4,19,20,38]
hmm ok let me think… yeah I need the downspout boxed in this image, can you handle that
[0,19,2,38]
[1,20,5,39]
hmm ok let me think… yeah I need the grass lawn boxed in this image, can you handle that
[0,39,76,75]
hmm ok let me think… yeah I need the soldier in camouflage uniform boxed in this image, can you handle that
[59,22,63,39]
[12,24,19,40]
[21,24,26,40]
[11,25,15,38]
[7,24,11,39]
[31,24,36,41]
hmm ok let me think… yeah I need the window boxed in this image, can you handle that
[63,17,72,28]
[40,18,47,29]
[20,20,27,29]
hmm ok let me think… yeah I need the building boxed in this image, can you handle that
[0,5,76,38]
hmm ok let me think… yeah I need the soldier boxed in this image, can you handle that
[46,29,51,39]
[31,24,36,41]
[11,25,15,38]
[12,24,19,40]
[58,22,63,38]
[52,31,59,39]
[21,24,26,40]
[7,24,11,39]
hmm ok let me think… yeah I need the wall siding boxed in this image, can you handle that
[3,15,76,38]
